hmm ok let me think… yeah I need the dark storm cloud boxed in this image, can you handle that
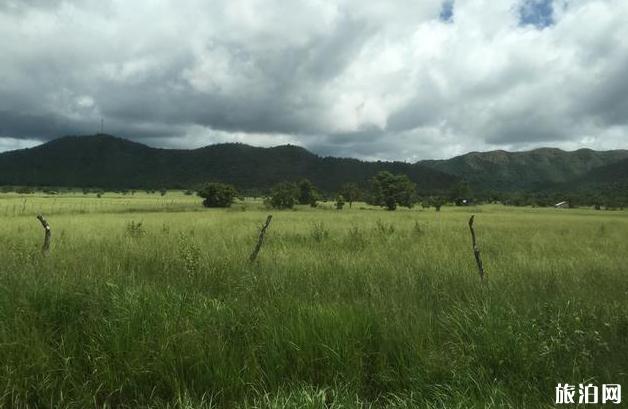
[0,0,68,13]
[576,53,628,128]
[0,0,627,159]
[0,110,88,139]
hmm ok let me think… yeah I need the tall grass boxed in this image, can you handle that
[0,198,626,408]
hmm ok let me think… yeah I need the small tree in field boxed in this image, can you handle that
[340,183,361,208]
[449,181,472,205]
[197,182,237,208]
[335,194,345,210]
[297,178,319,207]
[269,182,299,209]
[369,171,417,211]
[159,188,167,196]
[429,196,446,211]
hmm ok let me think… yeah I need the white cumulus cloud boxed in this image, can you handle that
[0,0,626,160]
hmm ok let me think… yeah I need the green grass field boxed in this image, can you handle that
[1,193,627,408]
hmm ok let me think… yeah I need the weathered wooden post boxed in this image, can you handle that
[36,214,52,254]
[468,215,485,281]
[249,215,272,263]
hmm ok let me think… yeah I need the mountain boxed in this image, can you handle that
[419,148,628,192]
[566,157,628,193]
[0,134,457,192]
[3,135,626,195]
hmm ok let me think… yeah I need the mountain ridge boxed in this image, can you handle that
[419,147,628,192]
[1,134,627,194]
[0,134,456,192]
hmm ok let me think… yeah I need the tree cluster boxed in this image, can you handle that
[366,171,417,210]
[197,182,238,208]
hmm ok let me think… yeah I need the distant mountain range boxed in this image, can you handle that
[420,148,628,192]
[0,134,456,192]
[564,156,628,193]
[0,134,626,194]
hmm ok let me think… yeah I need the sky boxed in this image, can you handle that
[0,0,627,161]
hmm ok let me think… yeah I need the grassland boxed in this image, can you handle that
[0,192,627,408]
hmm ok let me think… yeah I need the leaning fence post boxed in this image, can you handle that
[468,215,485,281]
[36,214,52,254]
[249,215,272,263]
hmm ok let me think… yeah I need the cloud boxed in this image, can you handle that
[0,0,627,160]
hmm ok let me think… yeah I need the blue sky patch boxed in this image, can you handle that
[440,0,454,23]
[520,0,554,28]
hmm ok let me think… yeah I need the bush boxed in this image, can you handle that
[335,194,345,210]
[126,221,146,238]
[310,222,329,242]
[197,182,237,208]
[297,179,320,207]
[269,182,299,209]
[340,183,361,208]
[15,186,34,194]
[368,171,417,210]
[429,196,446,211]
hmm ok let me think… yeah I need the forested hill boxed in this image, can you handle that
[0,134,457,192]
[564,157,628,193]
[419,148,628,192]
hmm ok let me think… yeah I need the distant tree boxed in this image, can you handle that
[340,183,361,208]
[159,188,167,196]
[369,171,417,211]
[335,194,346,210]
[197,182,237,208]
[591,194,603,210]
[15,186,34,194]
[269,182,299,209]
[297,178,319,207]
[430,196,446,212]
[449,181,472,205]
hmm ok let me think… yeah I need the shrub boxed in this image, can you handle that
[177,233,201,277]
[368,171,416,211]
[426,196,446,211]
[126,221,146,238]
[297,179,320,207]
[340,183,362,208]
[335,194,345,210]
[15,186,34,194]
[375,219,395,235]
[269,182,299,209]
[310,222,329,242]
[197,182,237,208]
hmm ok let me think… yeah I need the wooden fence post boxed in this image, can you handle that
[468,215,485,281]
[249,215,272,263]
[36,215,52,254]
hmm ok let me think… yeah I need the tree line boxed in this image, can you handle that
[199,171,457,211]
[2,171,625,211]
[198,172,627,211]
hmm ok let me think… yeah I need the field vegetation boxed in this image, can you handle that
[0,192,627,408]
